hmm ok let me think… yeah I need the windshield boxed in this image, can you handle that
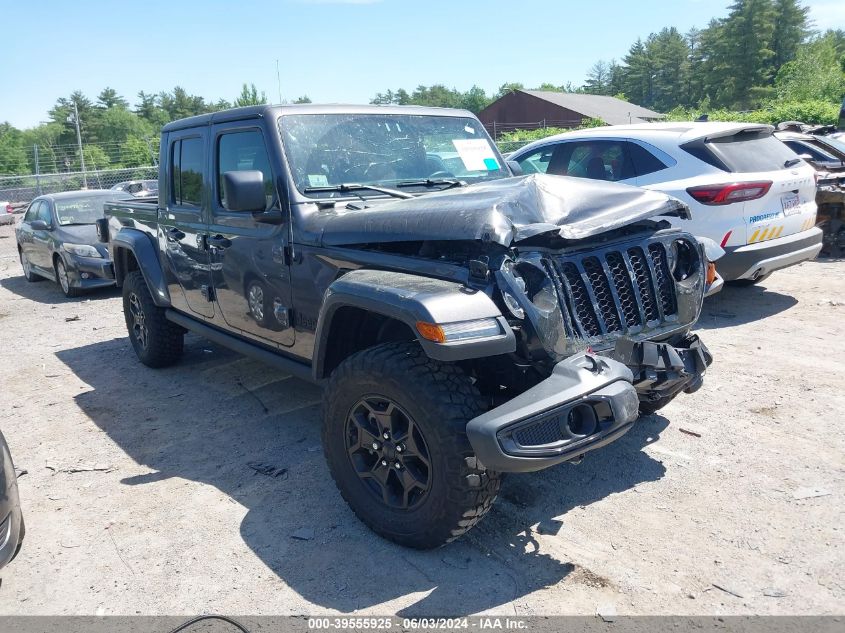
[54,194,121,225]
[279,113,509,198]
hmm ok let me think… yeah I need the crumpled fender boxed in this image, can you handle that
[313,269,515,379]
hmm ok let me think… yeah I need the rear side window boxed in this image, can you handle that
[170,137,204,208]
[700,132,799,173]
[628,142,669,176]
[217,130,275,211]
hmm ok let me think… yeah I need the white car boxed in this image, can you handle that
[509,122,823,285]
[0,201,15,226]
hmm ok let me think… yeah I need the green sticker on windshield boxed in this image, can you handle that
[483,157,500,171]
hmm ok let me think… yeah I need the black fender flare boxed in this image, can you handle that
[111,228,171,307]
[312,269,515,380]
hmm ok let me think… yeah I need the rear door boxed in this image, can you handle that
[159,131,214,318]
[207,123,294,347]
[31,200,56,270]
[18,201,42,269]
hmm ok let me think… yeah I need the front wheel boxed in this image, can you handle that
[55,257,80,298]
[322,342,501,549]
[122,271,184,368]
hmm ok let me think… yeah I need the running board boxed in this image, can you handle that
[165,310,316,383]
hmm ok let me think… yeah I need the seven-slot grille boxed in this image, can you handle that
[543,241,678,339]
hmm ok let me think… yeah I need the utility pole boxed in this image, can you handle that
[70,101,88,189]
[33,145,42,195]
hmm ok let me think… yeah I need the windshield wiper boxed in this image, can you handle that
[303,183,413,200]
[784,157,804,168]
[396,178,467,190]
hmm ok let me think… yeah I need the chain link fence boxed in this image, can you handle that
[0,166,159,205]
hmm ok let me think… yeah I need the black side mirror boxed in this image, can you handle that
[507,160,524,176]
[95,217,110,243]
[30,220,50,231]
[223,170,266,212]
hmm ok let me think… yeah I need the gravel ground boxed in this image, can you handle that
[0,220,842,616]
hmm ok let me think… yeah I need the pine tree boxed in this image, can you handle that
[770,0,810,73]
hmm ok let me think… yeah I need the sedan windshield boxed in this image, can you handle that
[54,194,121,225]
[279,113,509,199]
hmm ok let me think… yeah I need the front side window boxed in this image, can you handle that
[170,137,204,207]
[37,201,53,225]
[279,114,508,198]
[24,200,41,222]
[217,130,275,211]
[515,147,554,174]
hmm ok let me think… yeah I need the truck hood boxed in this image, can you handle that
[316,174,690,248]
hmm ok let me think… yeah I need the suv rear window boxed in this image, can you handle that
[689,131,798,173]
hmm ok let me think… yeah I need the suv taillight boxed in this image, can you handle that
[686,181,772,205]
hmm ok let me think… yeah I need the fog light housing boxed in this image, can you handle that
[80,272,90,280]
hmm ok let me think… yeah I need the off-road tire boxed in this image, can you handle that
[322,342,501,549]
[122,270,184,368]
[19,249,43,282]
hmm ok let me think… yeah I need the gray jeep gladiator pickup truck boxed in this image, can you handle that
[101,104,712,548]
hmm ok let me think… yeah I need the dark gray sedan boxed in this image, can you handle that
[15,190,124,297]
[0,430,24,570]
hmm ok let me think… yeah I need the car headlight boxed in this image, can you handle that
[62,243,102,258]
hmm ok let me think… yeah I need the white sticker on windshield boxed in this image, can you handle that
[452,139,499,171]
[307,174,329,187]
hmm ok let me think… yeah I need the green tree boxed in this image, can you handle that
[293,95,312,104]
[97,87,129,110]
[234,83,267,107]
[584,60,613,95]
[770,0,810,73]
[715,0,777,108]
[776,34,845,101]
[459,85,491,113]
[495,82,524,98]
[649,27,691,111]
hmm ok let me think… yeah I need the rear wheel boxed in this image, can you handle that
[19,250,43,282]
[122,270,184,368]
[322,342,501,549]
[55,257,80,298]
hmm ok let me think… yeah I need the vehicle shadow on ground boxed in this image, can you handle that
[0,274,119,305]
[696,283,798,330]
[56,337,667,615]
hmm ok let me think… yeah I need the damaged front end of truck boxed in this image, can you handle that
[315,174,713,470]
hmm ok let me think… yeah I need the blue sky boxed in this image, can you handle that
[2,0,844,129]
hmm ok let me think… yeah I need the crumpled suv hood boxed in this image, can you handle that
[317,174,690,247]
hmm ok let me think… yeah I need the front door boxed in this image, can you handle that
[159,132,214,318]
[207,125,294,346]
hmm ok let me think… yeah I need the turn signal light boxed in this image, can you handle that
[686,181,772,205]
[416,318,502,343]
[706,262,717,286]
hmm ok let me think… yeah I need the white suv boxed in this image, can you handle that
[509,123,823,284]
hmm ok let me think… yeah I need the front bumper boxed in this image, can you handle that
[66,254,116,289]
[466,353,640,473]
[719,227,823,281]
[613,333,712,407]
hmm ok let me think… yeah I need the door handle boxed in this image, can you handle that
[166,228,185,242]
[207,234,232,250]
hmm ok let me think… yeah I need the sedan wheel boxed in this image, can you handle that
[19,251,42,283]
[55,258,79,297]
